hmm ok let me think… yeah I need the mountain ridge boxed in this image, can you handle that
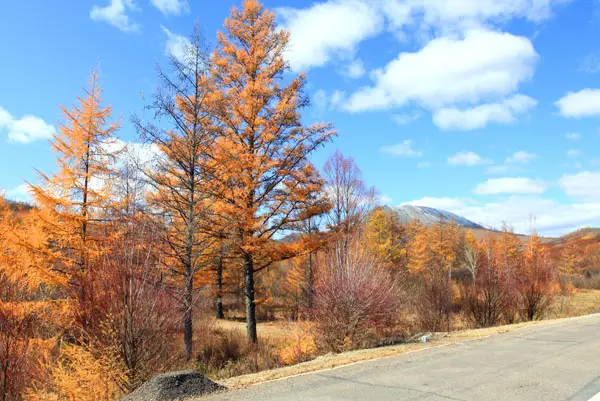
[385,204,485,229]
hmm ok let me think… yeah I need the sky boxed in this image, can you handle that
[1,0,600,237]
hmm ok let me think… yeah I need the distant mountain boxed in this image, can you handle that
[385,205,485,229]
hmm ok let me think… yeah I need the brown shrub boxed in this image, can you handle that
[415,276,453,332]
[311,240,397,353]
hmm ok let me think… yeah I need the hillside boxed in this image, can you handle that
[385,205,543,243]
[385,205,484,229]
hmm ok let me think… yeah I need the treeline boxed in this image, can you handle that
[0,1,336,399]
[1,1,598,400]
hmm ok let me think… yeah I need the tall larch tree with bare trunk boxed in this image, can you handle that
[208,0,335,343]
[134,28,218,360]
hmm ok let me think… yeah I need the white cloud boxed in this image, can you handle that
[161,26,191,64]
[150,0,189,15]
[344,59,366,79]
[381,140,423,157]
[402,0,569,35]
[433,94,537,130]
[345,29,537,112]
[555,89,600,118]
[278,0,383,71]
[379,194,393,204]
[473,177,547,195]
[313,89,346,114]
[565,132,581,141]
[506,150,537,164]
[567,149,581,158]
[406,195,600,236]
[90,0,140,33]
[448,151,492,166]
[2,184,32,203]
[559,171,600,202]
[277,0,565,75]
[0,106,56,144]
[392,112,422,126]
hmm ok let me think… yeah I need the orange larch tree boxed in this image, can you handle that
[208,0,335,343]
[0,70,121,397]
[24,70,120,318]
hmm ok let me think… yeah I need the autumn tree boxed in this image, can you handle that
[559,239,582,276]
[463,238,511,327]
[408,220,462,331]
[517,233,556,321]
[365,207,404,271]
[323,150,376,239]
[0,73,124,400]
[28,71,121,309]
[494,226,523,322]
[207,0,335,343]
[134,28,218,360]
[463,230,482,280]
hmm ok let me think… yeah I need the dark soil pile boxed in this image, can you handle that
[119,371,226,401]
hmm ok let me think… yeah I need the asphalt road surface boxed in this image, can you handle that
[203,314,600,401]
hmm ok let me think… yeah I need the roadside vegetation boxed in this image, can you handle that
[1,1,600,400]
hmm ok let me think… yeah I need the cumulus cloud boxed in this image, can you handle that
[559,171,600,202]
[161,26,191,64]
[506,150,537,164]
[90,0,140,33]
[277,0,383,71]
[433,94,537,130]
[473,177,547,195]
[448,151,492,166]
[0,106,56,144]
[555,89,600,118]
[343,59,366,79]
[277,0,563,73]
[380,140,423,157]
[150,0,189,15]
[344,29,537,112]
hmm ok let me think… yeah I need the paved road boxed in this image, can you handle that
[204,314,600,401]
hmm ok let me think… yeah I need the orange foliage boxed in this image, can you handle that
[206,0,335,342]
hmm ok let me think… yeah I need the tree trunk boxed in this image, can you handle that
[184,269,193,360]
[305,252,314,310]
[216,252,224,320]
[244,253,258,344]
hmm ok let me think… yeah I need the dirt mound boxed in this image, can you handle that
[119,371,225,401]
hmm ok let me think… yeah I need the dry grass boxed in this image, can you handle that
[208,289,600,391]
[214,319,297,344]
[549,289,600,318]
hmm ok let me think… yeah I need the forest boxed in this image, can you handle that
[1,1,600,400]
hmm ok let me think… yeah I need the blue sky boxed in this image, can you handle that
[1,0,600,236]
